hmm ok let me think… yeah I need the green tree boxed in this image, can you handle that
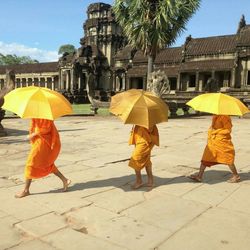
[58,44,76,55]
[113,0,200,78]
[0,54,39,65]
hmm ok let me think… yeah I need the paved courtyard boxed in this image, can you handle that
[0,115,250,250]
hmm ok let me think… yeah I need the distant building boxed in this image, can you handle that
[0,2,250,102]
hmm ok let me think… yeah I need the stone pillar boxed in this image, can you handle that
[176,73,181,91]
[231,68,236,88]
[58,70,61,89]
[70,69,74,91]
[122,74,126,90]
[78,76,81,89]
[125,75,130,90]
[211,70,215,79]
[59,70,64,90]
[66,71,69,90]
[195,71,199,91]
[223,72,230,87]
[51,77,55,90]
[143,77,147,90]
[243,60,248,86]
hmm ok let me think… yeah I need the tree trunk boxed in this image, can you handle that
[147,55,153,88]
[86,72,98,114]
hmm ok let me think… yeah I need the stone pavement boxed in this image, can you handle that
[0,115,250,250]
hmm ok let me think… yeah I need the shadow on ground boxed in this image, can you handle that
[34,170,250,195]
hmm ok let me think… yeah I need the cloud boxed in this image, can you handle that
[0,41,59,62]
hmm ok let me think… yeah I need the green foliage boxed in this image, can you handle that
[72,104,110,116]
[113,0,200,73]
[58,44,76,55]
[0,53,39,65]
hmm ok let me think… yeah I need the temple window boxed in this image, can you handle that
[189,75,196,87]
[89,27,96,36]
[169,78,177,90]
[247,71,250,85]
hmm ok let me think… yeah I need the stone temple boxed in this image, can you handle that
[0,2,250,111]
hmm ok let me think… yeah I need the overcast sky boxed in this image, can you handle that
[0,0,249,62]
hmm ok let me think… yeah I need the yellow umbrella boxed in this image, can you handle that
[109,89,169,129]
[2,86,73,120]
[186,93,249,116]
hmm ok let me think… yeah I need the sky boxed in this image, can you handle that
[0,0,249,62]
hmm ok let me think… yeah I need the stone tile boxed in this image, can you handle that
[42,228,126,250]
[15,212,67,237]
[183,181,240,206]
[89,216,171,250]
[122,193,210,233]
[0,209,8,218]
[30,193,92,215]
[152,175,203,196]
[157,207,250,250]
[66,205,119,231]
[0,216,27,250]
[85,186,147,213]
[219,185,250,214]
[0,188,51,220]
[10,240,57,250]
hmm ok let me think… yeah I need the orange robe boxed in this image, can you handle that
[201,115,235,166]
[25,119,60,179]
[128,125,159,171]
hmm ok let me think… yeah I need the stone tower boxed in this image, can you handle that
[58,2,126,101]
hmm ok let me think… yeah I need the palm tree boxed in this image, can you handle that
[113,0,200,78]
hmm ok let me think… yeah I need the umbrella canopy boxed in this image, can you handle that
[109,89,169,129]
[186,93,249,116]
[2,86,73,120]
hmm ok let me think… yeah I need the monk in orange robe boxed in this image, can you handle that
[128,125,159,189]
[15,118,71,198]
[189,115,240,183]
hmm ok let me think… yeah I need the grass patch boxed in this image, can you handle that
[72,104,110,116]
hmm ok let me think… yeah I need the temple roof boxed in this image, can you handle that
[180,59,235,72]
[115,31,249,63]
[155,47,182,64]
[185,35,237,56]
[0,62,58,74]
[114,45,134,60]
[132,51,147,64]
[237,25,250,46]
[87,2,111,13]
[127,66,147,76]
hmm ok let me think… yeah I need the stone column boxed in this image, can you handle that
[231,68,236,88]
[78,76,81,89]
[176,73,181,91]
[70,68,74,91]
[122,74,126,90]
[51,77,55,90]
[59,70,64,90]
[195,71,199,91]
[125,74,130,90]
[66,71,69,90]
[223,72,230,87]
[143,77,147,90]
[211,70,215,79]
[243,60,248,86]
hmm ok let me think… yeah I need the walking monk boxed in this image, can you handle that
[128,125,159,189]
[15,118,71,198]
[189,115,240,183]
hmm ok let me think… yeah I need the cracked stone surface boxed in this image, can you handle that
[1,115,250,250]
